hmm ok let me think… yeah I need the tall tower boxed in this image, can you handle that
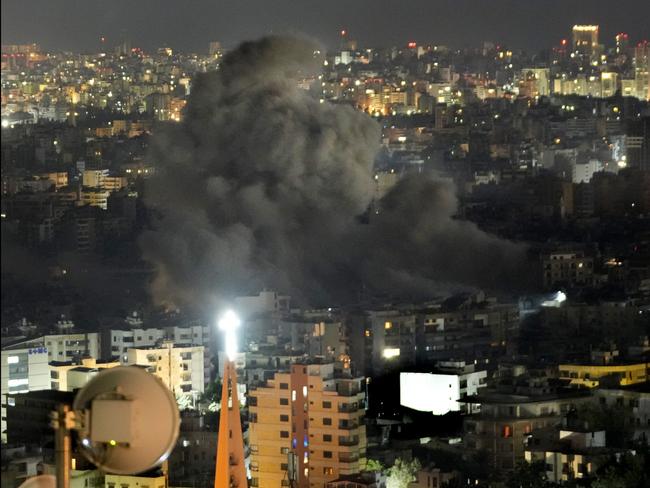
[214,311,247,488]
[572,25,599,61]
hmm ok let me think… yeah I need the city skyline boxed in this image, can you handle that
[2,3,649,488]
[2,0,650,53]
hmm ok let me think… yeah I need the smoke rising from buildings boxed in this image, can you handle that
[140,36,529,309]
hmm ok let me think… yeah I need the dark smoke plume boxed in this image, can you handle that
[140,36,529,309]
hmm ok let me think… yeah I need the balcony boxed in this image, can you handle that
[338,453,360,463]
[338,436,360,447]
[336,384,361,397]
[338,403,359,413]
[338,421,359,430]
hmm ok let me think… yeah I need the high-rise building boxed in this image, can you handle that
[248,362,367,488]
[572,25,599,60]
[634,41,650,100]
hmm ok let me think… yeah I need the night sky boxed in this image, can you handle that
[2,0,650,53]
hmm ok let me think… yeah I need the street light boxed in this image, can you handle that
[218,310,240,361]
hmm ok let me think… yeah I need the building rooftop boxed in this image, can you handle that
[460,390,591,405]
[7,390,74,402]
[69,366,96,373]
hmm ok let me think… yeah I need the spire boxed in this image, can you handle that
[215,310,247,488]
[214,360,247,488]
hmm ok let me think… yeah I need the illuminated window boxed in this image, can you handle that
[323,467,334,475]
[502,425,512,438]
[384,321,392,330]
[382,348,400,359]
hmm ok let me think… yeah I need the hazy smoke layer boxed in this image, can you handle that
[140,36,528,309]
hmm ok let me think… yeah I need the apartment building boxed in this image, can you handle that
[123,341,204,400]
[249,362,367,488]
[462,392,592,472]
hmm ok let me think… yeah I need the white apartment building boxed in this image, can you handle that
[106,325,210,359]
[107,328,166,358]
[400,362,488,415]
[42,333,100,362]
[123,341,205,401]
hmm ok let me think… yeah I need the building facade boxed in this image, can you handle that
[1,340,50,442]
[249,362,367,488]
[463,393,592,472]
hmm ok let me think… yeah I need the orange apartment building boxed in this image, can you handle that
[248,362,367,488]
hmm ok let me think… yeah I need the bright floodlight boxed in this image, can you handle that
[555,291,567,303]
[218,310,241,361]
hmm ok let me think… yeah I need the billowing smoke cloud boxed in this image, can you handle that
[140,36,529,310]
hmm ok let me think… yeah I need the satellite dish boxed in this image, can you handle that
[18,476,56,488]
[73,366,180,474]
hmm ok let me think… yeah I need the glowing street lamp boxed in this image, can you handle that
[218,310,240,361]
